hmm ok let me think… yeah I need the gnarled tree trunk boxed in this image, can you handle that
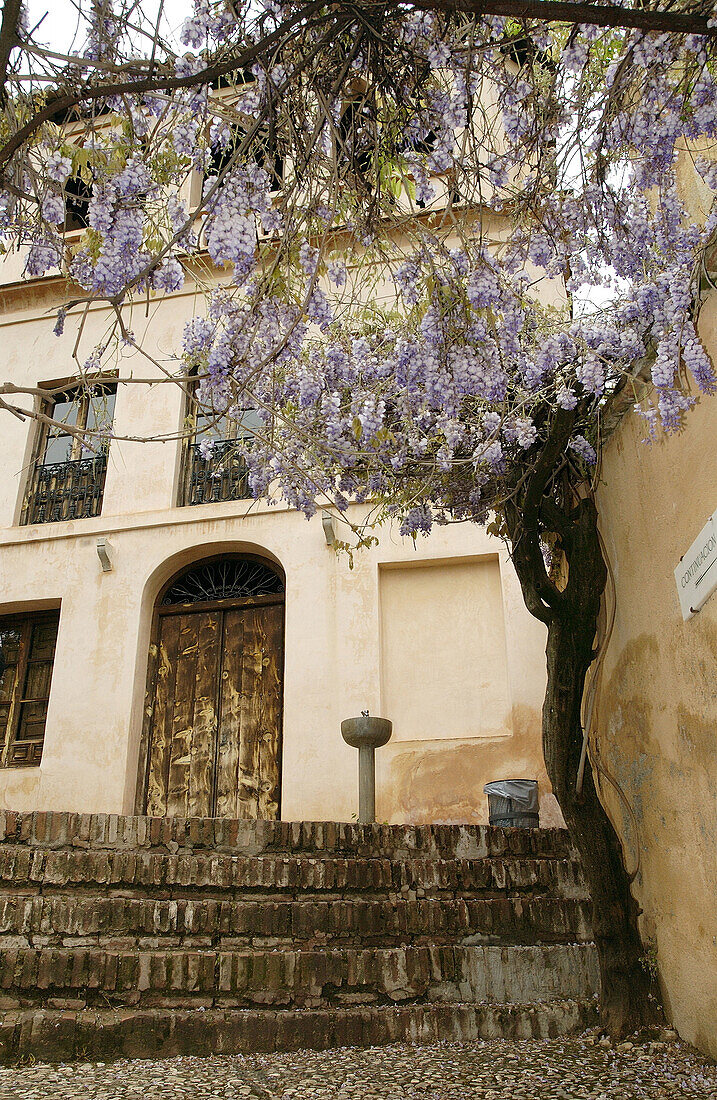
[540,508,655,1034]
[502,418,659,1035]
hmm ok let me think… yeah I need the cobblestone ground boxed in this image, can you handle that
[0,1034,715,1100]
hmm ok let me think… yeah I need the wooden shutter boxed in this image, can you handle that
[0,612,58,768]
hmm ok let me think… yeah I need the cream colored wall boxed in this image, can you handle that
[0,500,554,825]
[376,553,555,824]
[0,264,556,828]
[595,292,717,1057]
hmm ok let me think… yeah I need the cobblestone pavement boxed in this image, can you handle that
[0,1034,715,1099]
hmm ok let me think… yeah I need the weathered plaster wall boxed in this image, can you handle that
[596,292,717,1056]
[0,275,557,828]
[0,505,555,826]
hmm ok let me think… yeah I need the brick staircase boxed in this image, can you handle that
[0,812,600,1062]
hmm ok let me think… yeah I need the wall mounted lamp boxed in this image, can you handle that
[96,537,113,572]
[322,511,337,548]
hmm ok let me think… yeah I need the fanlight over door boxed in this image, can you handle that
[141,556,284,819]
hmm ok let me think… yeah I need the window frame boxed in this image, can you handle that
[0,609,60,769]
[20,377,117,526]
[38,378,117,464]
[178,371,258,507]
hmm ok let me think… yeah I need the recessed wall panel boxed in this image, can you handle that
[379,557,512,742]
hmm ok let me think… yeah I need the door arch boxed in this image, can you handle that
[139,554,284,819]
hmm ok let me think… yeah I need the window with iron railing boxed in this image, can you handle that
[0,610,59,768]
[21,381,116,525]
[180,378,261,507]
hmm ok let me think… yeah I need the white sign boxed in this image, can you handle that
[675,512,717,621]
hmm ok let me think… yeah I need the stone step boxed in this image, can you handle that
[0,999,600,1063]
[0,894,592,948]
[0,944,599,1010]
[0,847,588,900]
[0,812,577,861]
[0,817,600,1063]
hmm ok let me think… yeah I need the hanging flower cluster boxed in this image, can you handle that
[1,1,717,532]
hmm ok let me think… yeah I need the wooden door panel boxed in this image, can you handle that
[145,600,282,820]
[235,605,283,819]
[146,614,181,816]
[256,603,283,819]
[166,615,200,816]
[236,608,264,818]
[214,609,245,818]
[187,612,222,816]
[148,612,222,817]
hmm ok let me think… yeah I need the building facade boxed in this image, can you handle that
[584,150,717,1058]
[595,319,717,1056]
[0,259,558,826]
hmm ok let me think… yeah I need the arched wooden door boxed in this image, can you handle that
[140,556,284,819]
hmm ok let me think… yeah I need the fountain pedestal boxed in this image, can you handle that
[341,716,393,824]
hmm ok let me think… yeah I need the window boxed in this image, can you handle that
[161,556,284,605]
[179,373,260,506]
[0,611,59,768]
[64,172,92,232]
[22,380,116,525]
[205,125,283,193]
[337,99,376,179]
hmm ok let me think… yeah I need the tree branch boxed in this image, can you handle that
[0,0,331,174]
[504,497,553,623]
[0,0,22,100]
[503,405,577,619]
[411,0,717,37]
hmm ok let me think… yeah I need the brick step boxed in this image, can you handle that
[0,812,577,862]
[0,999,599,1063]
[0,944,599,1010]
[0,847,588,900]
[0,895,592,949]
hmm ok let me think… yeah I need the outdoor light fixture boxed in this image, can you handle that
[96,537,113,572]
[322,511,337,547]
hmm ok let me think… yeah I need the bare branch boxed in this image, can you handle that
[412,0,717,36]
[0,0,333,174]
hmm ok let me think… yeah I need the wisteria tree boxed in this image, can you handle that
[1,0,717,1034]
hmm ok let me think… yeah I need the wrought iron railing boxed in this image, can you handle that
[23,454,108,524]
[182,439,250,506]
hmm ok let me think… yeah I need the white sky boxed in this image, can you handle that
[26,0,193,56]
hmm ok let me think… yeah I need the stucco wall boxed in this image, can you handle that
[0,273,558,828]
[595,293,717,1057]
[0,503,556,826]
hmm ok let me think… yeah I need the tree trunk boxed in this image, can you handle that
[543,611,655,1035]
[507,494,658,1035]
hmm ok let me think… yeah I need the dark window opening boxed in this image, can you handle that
[22,381,116,525]
[500,34,552,70]
[206,125,283,192]
[0,610,59,768]
[402,128,437,158]
[64,173,93,232]
[337,100,376,178]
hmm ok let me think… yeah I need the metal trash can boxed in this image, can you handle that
[483,779,539,828]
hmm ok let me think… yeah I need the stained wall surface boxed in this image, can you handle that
[0,270,558,828]
[595,291,717,1057]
